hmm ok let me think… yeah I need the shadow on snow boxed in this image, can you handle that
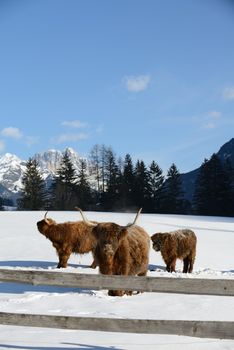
[0,344,120,350]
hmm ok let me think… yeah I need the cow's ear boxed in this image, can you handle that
[45,218,54,226]
[118,227,128,241]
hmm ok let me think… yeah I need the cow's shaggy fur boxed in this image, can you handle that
[37,214,97,268]
[151,229,197,273]
[93,222,150,296]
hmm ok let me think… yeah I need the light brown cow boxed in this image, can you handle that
[37,212,97,268]
[151,229,197,273]
[79,208,150,296]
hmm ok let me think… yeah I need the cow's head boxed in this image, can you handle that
[37,212,56,235]
[151,232,164,251]
[95,222,127,253]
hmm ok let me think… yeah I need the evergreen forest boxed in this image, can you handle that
[14,144,234,216]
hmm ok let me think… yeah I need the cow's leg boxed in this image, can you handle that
[90,259,97,269]
[188,253,196,273]
[183,256,189,273]
[166,257,176,272]
[57,249,71,268]
[138,270,147,277]
[134,270,148,294]
[108,290,125,297]
[108,262,129,296]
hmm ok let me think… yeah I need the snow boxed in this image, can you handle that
[0,211,234,349]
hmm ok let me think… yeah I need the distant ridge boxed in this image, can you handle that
[181,138,234,201]
[217,138,234,165]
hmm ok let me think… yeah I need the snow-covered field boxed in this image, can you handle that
[0,210,234,350]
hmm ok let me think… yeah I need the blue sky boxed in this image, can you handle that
[0,0,234,173]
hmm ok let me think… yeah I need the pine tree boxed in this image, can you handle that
[50,151,78,210]
[76,159,93,210]
[193,158,210,215]
[133,160,151,211]
[119,154,135,209]
[89,144,101,192]
[148,161,164,212]
[0,196,4,211]
[17,158,47,210]
[161,163,184,214]
[102,147,120,210]
[223,158,234,215]
[57,151,77,185]
[193,154,233,216]
[100,144,107,193]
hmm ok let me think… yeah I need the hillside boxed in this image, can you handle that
[181,138,234,202]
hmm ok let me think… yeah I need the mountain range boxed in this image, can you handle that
[0,138,233,206]
[0,147,85,204]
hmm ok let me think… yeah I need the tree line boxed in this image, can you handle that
[13,144,234,216]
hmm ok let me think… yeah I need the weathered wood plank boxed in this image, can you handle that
[0,312,233,339]
[0,268,234,296]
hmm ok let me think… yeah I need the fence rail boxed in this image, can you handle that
[0,268,234,296]
[0,312,233,339]
[0,268,234,339]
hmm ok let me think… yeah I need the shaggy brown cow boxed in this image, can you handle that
[37,212,97,268]
[151,229,197,273]
[79,208,150,296]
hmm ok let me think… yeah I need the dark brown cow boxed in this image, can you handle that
[151,229,197,273]
[37,212,97,268]
[79,208,150,296]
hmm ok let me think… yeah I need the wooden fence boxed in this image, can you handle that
[0,268,234,296]
[0,268,234,339]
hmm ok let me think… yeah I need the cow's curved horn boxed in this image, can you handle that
[75,207,97,227]
[126,208,142,227]
[44,211,49,224]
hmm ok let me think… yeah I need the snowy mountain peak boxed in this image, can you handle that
[33,149,63,173]
[33,147,81,174]
[64,147,77,155]
[0,153,23,165]
[0,153,26,194]
[0,148,87,201]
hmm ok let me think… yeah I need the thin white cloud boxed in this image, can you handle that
[201,110,222,129]
[96,125,103,133]
[25,136,39,147]
[202,122,216,130]
[61,120,88,128]
[124,74,151,92]
[53,133,89,144]
[222,87,234,100]
[1,127,23,139]
[0,140,5,152]
[207,111,222,119]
